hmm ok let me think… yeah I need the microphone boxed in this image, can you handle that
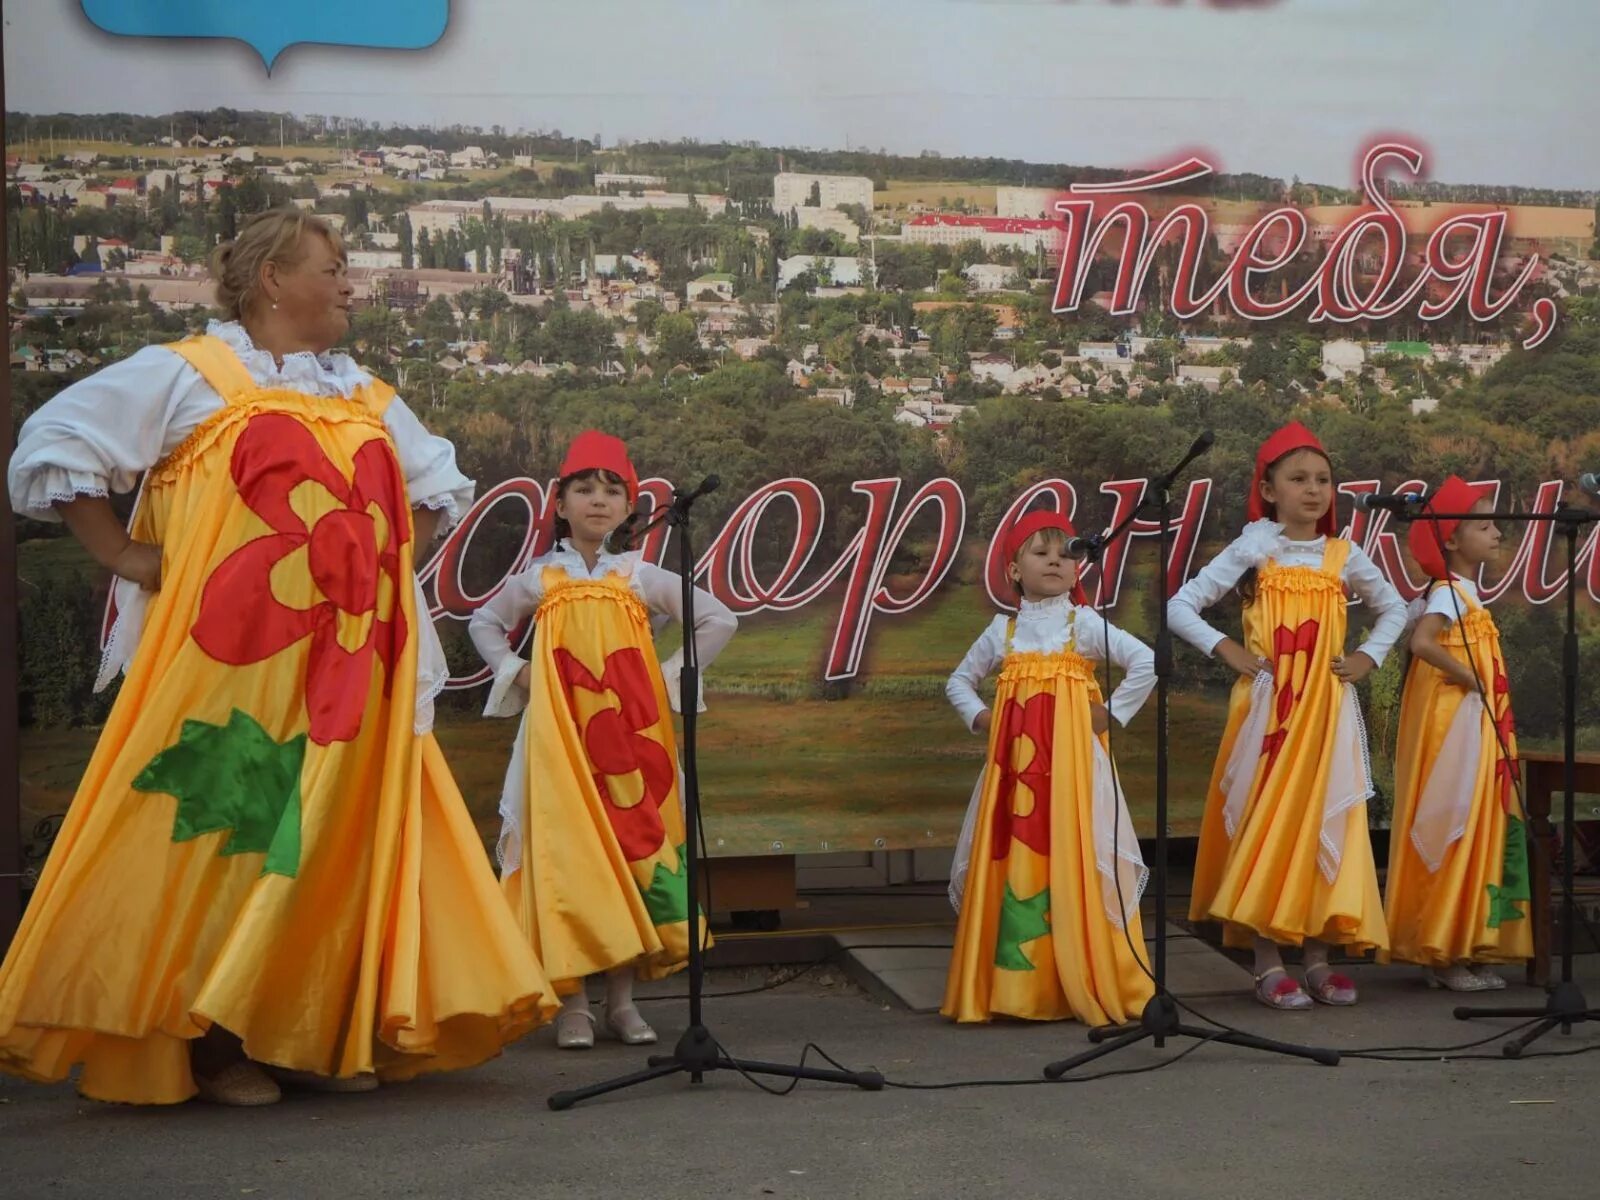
[1154,429,1215,492]
[1354,490,1428,514]
[668,474,721,517]
[1579,473,1600,497]
[1063,533,1103,560]
[612,508,649,549]
[680,474,721,501]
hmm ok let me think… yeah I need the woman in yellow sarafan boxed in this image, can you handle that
[469,432,737,1051]
[1169,423,1406,1010]
[1,209,554,1106]
[943,510,1155,1025]
[1383,477,1531,991]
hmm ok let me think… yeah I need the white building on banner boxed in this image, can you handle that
[902,214,1065,256]
[995,185,1064,219]
[778,255,864,290]
[797,207,861,241]
[596,172,667,189]
[774,172,874,213]
[348,249,404,270]
[963,263,1018,292]
[406,192,726,238]
[1321,338,1366,381]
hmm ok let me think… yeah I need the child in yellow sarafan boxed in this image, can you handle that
[1169,422,1406,1010]
[943,510,1155,1025]
[1383,476,1531,991]
[470,432,737,1050]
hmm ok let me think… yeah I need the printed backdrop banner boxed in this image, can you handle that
[6,1,1599,861]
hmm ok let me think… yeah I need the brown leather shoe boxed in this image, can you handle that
[267,1067,380,1093]
[194,1061,282,1107]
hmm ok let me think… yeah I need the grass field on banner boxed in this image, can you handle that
[17,571,1221,862]
[31,537,1548,860]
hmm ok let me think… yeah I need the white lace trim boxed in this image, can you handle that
[482,652,529,719]
[412,577,450,735]
[1238,521,1336,572]
[1318,683,1375,884]
[1221,670,1276,838]
[94,576,148,693]
[1017,591,1078,618]
[1409,693,1484,873]
[1007,601,1080,655]
[206,319,370,397]
[412,491,463,532]
[496,712,530,873]
[1237,517,1292,568]
[948,771,986,913]
[546,537,635,575]
[18,472,111,517]
[540,538,653,604]
[1092,738,1149,929]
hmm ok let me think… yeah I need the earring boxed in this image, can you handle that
[271,301,278,310]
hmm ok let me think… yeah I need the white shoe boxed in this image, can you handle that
[1424,965,1493,992]
[1469,964,1509,990]
[605,1004,658,1045]
[555,1008,596,1049]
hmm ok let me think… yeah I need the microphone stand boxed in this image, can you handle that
[550,478,884,1109]
[1399,501,1600,1056]
[1045,434,1339,1077]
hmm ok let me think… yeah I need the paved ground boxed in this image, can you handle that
[4,949,1598,1200]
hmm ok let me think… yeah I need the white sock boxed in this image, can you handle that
[605,966,636,1012]
[1253,937,1286,978]
[1302,939,1330,978]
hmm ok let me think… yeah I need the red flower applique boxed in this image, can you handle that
[555,645,675,862]
[990,692,1054,859]
[192,413,410,746]
[1260,617,1320,776]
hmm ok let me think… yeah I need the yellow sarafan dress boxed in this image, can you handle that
[943,613,1152,1025]
[1384,583,1530,966]
[0,335,554,1104]
[1189,539,1388,954]
[498,565,706,993]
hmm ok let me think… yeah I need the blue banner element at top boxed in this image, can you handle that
[81,0,449,70]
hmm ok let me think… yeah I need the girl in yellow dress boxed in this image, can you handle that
[0,209,554,1106]
[469,432,736,1050]
[943,510,1156,1025]
[1383,477,1530,990]
[1169,422,1406,1009]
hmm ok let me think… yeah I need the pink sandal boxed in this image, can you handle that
[1254,967,1312,1011]
[1303,965,1358,1006]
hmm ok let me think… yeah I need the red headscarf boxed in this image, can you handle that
[558,430,638,502]
[1003,509,1089,605]
[1408,475,1492,580]
[1248,420,1337,538]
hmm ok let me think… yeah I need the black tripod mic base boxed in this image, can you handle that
[1043,993,1339,1077]
[1453,980,1600,1057]
[1454,979,1593,1022]
[548,1022,884,1109]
